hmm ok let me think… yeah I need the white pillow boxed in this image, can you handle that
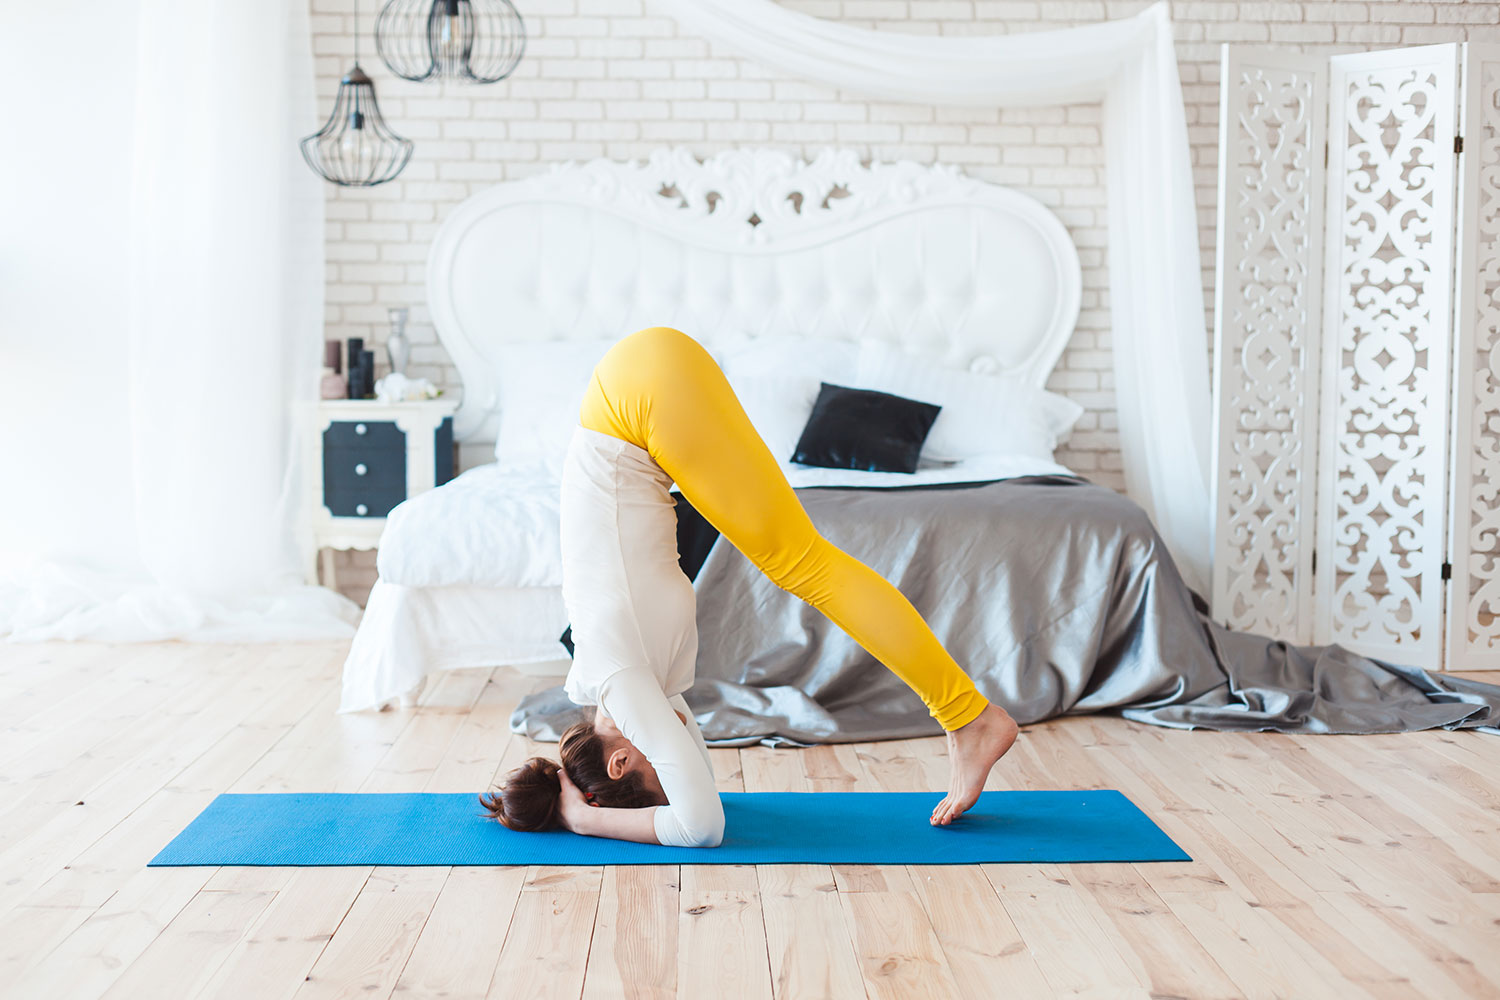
[717,336,859,464]
[718,334,858,383]
[493,338,619,471]
[726,373,823,463]
[853,340,1084,463]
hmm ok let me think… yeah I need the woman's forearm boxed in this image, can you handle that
[572,804,663,844]
[593,671,726,847]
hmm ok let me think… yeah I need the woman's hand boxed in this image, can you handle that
[556,767,666,845]
[556,768,596,835]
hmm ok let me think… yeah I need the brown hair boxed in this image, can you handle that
[478,720,658,831]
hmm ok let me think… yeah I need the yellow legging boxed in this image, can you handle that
[578,325,990,731]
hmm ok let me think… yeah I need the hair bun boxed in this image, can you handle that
[479,756,563,831]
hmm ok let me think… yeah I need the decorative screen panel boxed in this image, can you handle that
[1211,49,1327,642]
[1446,45,1500,670]
[1315,45,1461,668]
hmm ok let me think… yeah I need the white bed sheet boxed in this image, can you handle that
[376,451,1077,591]
[377,459,565,589]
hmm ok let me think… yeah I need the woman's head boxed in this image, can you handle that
[479,719,665,831]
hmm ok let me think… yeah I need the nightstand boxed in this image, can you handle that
[303,398,459,588]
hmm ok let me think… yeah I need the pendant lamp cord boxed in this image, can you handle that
[353,0,361,66]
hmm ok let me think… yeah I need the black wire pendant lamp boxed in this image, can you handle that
[375,0,527,84]
[301,0,413,187]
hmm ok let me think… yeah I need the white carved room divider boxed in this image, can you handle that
[1449,47,1500,670]
[1212,42,1500,671]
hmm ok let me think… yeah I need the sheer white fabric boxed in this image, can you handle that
[648,0,1213,596]
[0,0,360,642]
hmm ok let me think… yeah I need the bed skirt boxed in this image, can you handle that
[338,581,570,713]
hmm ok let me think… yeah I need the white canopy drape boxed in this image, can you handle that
[0,0,359,641]
[650,0,1213,596]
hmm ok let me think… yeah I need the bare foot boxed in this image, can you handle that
[930,705,1018,826]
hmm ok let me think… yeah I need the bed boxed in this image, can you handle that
[340,146,1500,739]
[338,147,1087,713]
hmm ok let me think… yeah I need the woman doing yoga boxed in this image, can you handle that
[480,326,1019,846]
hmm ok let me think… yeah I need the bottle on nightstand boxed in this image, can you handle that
[387,306,411,376]
[320,339,347,399]
[346,337,365,399]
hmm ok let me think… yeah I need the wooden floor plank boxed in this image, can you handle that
[678,865,772,1000]
[359,668,493,793]
[800,743,864,793]
[1422,727,1500,776]
[1126,727,1375,896]
[391,865,526,1000]
[1067,723,1429,998]
[986,863,1147,997]
[740,744,808,794]
[580,865,678,1000]
[190,867,374,1000]
[752,746,867,1000]
[708,746,745,792]
[488,889,599,1000]
[855,737,939,793]
[1178,809,1419,998]
[1070,863,1244,1000]
[1257,732,1500,892]
[0,642,143,739]
[757,865,865,1000]
[0,644,256,848]
[291,867,448,1000]
[98,889,280,1000]
[0,642,146,760]
[1314,735,1500,874]
[229,681,422,795]
[840,887,963,1000]
[425,669,531,794]
[908,864,1054,1000]
[0,646,318,916]
[8,866,214,1000]
[0,660,331,983]
[1371,734,1500,815]
[1317,890,1497,1000]
[524,865,605,895]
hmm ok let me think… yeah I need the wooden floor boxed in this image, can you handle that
[2,642,1499,1000]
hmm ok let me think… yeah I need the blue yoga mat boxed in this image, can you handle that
[149,790,1187,866]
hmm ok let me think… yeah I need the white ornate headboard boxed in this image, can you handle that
[427,147,1082,443]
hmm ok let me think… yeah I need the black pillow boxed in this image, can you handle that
[791,382,941,474]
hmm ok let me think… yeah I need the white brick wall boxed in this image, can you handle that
[312,0,1500,604]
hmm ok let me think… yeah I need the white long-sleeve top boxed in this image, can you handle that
[559,426,724,848]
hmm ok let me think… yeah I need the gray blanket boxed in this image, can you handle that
[513,475,1500,745]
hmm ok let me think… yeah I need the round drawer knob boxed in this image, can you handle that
[355,463,368,476]
[355,423,367,435]
[355,503,369,516]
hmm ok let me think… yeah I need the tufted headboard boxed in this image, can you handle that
[426,147,1082,444]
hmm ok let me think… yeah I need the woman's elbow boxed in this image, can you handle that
[685,807,725,848]
[688,827,724,848]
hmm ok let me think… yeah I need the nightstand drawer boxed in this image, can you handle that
[323,450,407,517]
[324,419,406,454]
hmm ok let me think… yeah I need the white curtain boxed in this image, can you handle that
[650,0,1213,596]
[0,0,360,641]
